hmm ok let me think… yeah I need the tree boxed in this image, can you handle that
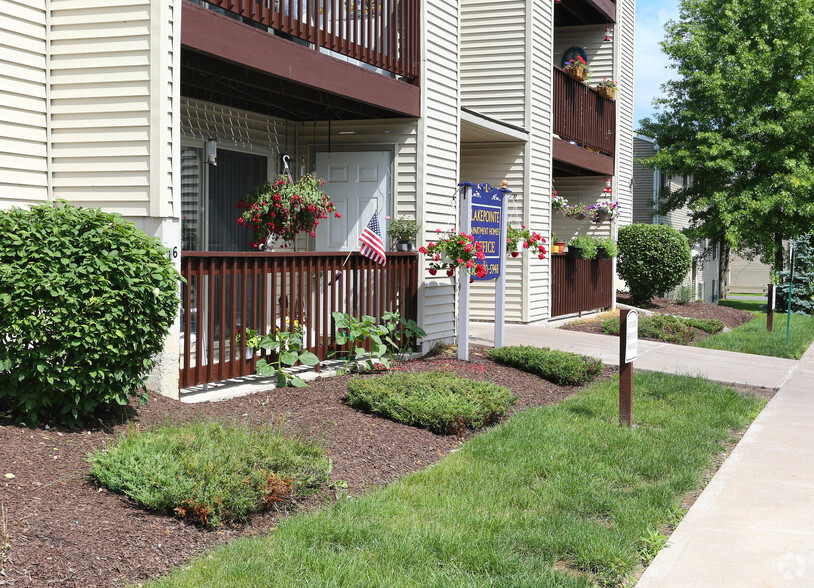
[617,224,692,305]
[637,0,814,273]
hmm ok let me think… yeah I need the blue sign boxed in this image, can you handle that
[462,182,504,281]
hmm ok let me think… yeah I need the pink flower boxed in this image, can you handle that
[386,216,391,220]
[418,246,428,254]
[464,243,473,253]
[436,228,442,233]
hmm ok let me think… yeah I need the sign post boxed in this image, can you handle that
[787,241,795,345]
[457,182,506,360]
[767,283,775,332]
[619,309,638,427]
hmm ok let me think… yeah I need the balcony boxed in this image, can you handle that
[182,0,420,120]
[552,66,615,176]
[554,0,616,26]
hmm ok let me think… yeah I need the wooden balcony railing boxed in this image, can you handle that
[551,255,613,317]
[553,67,616,156]
[180,251,419,389]
[204,0,420,81]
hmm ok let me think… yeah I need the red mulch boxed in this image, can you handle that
[0,346,606,587]
[560,295,756,342]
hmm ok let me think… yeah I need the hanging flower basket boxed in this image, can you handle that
[595,210,612,223]
[596,85,616,100]
[565,64,588,82]
[237,174,341,247]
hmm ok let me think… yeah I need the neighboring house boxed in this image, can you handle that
[632,135,721,302]
[1,0,635,398]
[726,254,772,296]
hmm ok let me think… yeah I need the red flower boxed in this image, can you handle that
[476,264,487,278]
[429,268,437,276]
[446,268,454,277]
[511,251,519,258]
[419,246,428,254]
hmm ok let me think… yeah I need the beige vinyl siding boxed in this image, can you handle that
[49,0,175,216]
[0,0,49,206]
[460,0,526,128]
[419,0,460,343]
[461,142,526,322]
[551,176,612,244]
[727,253,771,295]
[613,0,635,228]
[663,176,691,231]
[302,118,419,222]
[526,0,554,322]
[632,136,656,224]
[553,24,614,84]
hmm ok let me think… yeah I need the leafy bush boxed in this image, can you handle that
[775,233,814,314]
[600,314,723,344]
[617,224,691,305]
[674,284,695,304]
[568,234,599,259]
[0,203,180,427]
[486,346,603,386]
[345,371,516,434]
[89,421,331,528]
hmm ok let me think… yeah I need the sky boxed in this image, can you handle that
[633,0,679,129]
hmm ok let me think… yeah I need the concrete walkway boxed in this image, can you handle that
[470,322,814,586]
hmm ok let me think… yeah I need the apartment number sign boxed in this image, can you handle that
[468,183,504,281]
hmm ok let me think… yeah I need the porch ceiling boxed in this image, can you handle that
[460,108,528,143]
[554,0,616,26]
[181,2,420,121]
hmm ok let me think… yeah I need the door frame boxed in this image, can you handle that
[180,137,276,251]
[309,144,397,250]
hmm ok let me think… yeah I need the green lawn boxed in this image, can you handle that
[696,304,814,359]
[147,373,762,588]
[718,298,767,313]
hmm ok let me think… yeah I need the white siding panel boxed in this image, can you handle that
[419,0,460,343]
[461,0,526,127]
[554,24,615,85]
[614,0,636,229]
[632,136,656,224]
[0,0,48,205]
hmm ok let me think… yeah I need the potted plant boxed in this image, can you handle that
[551,232,566,254]
[596,236,619,258]
[595,77,618,100]
[588,200,619,223]
[420,229,487,278]
[506,225,548,259]
[564,55,590,82]
[237,174,341,247]
[387,216,420,251]
[567,235,599,260]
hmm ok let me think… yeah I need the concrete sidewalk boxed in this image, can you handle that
[470,321,813,586]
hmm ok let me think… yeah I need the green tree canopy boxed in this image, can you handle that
[638,0,814,272]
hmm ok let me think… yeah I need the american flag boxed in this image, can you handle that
[359,213,387,266]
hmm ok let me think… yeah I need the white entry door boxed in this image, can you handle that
[314,151,390,251]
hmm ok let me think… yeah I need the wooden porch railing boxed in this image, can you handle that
[553,67,616,156]
[204,0,420,81]
[551,255,613,317]
[179,251,418,388]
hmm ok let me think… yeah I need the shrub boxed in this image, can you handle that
[600,314,722,344]
[674,284,694,304]
[0,202,181,427]
[617,224,691,305]
[486,346,603,386]
[775,233,814,314]
[345,371,516,434]
[89,421,331,528]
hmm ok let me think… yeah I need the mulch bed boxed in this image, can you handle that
[560,295,756,343]
[0,346,605,588]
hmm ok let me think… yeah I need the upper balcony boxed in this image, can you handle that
[554,0,616,26]
[182,0,421,120]
[552,66,615,176]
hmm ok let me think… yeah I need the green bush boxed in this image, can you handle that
[617,224,692,305]
[89,421,331,528]
[345,371,516,434]
[600,314,723,344]
[0,202,181,427]
[486,345,603,386]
